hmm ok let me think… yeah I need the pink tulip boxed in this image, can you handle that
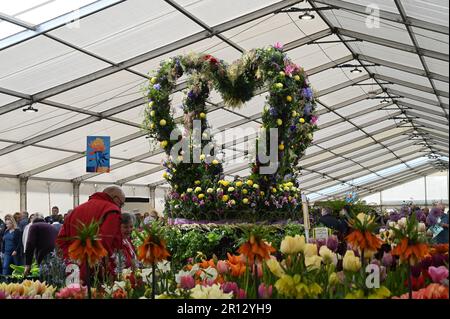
[428,266,448,283]
[237,288,247,299]
[217,260,229,274]
[258,283,273,299]
[180,275,195,290]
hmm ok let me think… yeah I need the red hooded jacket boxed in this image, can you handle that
[57,192,122,282]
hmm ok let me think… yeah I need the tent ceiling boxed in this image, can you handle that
[0,0,448,200]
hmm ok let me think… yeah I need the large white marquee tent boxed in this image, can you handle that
[0,0,448,216]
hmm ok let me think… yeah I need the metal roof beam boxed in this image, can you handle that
[0,12,37,30]
[336,27,449,62]
[394,0,449,121]
[358,54,449,83]
[388,88,449,109]
[397,101,445,118]
[314,0,449,35]
[374,74,449,98]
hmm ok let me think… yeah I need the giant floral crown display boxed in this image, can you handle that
[143,43,318,222]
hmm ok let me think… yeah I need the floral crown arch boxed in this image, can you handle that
[144,43,318,221]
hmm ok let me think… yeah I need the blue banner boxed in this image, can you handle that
[86,136,110,173]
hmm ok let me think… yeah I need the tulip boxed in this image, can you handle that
[382,252,394,267]
[319,246,337,266]
[286,96,292,102]
[303,243,318,257]
[280,235,305,255]
[159,119,167,126]
[299,118,305,124]
[150,110,155,117]
[242,198,249,205]
[217,261,229,274]
[150,77,157,84]
[305,256,323,270]
[207,188,214,194]
[343,250,361,272]
[428,266,448,284]
[258,283,273,299]
[199,112,206,119]
[246,180,254,186]
[277,119,283,126]
[212,159,219,165]
[179,275,195,290]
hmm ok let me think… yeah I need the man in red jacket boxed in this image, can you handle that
[56,186,125,283]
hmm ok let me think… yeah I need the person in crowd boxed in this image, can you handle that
[13,212,21,224]
[434,209,449,244]
[51,215,63,233]
[18,212,29,232]
[143,209,160,225]
[22,213,36,254]
[1,219,21,275]
[23,215,59,277]
[45,206,60,224]
[120,213,138,269]
[56,186,125,283]
[319,207,347,235]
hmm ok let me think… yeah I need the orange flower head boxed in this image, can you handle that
[346,230,383,252]
[237,237,275,263]
[391,238,429,264]
[137,235,170,265]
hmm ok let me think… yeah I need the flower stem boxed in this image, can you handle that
[407,262,412,299]
[152,261,156,299]
[86,260,92,299]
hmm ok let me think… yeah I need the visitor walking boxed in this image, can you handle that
[23,216,59,277]
[1,219,21,275]
[56,186,125,283]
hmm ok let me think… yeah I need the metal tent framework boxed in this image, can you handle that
[0,0,448,208]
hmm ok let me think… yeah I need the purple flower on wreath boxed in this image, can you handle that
[251,202,257,208]
[192,196,199,203]
[271,62,281,71]
[171,192,180,200]
[310,115,318,125]
[304,103,313,116]
[181,194,188,201]
[264,201,270,206]
[199,200,205,206]
[290,125,297,132]
[274,42,284,50]
[291,198,297,206]
[187,90,197,100]
[269,107,277,116]
[281,197,288,205]
[301,87,313,100]
[153,83,161,90]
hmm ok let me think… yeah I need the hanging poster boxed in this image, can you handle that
[86,136,110,173]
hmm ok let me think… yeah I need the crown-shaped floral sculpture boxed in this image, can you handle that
[143,43,318,222]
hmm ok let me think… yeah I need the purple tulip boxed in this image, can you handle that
[326,235,339,252]
[222,282,239,295]
[428,266,448,283]
[381,252,394,267]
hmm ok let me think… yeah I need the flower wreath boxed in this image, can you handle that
[143,43,318,221]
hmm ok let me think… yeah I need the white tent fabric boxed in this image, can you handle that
[0,0,448,206]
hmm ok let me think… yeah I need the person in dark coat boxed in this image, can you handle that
[18,212,29,232]
[23,217,59,277]
[1,219,21,275]
[319,207,347,235]
[56,186,125,283]
[45,206,60,224]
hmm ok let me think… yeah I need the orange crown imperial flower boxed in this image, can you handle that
[137,235,170,265]
[346,230,383,252]
[67,221,108,265]
[391,238,429,264]
[237,234,276,263]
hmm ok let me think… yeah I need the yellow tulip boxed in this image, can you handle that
[294,75,300,81]
[286,96,292,102]
[235,181,243,187]
[246,180,254,186]
[266,257,285,278]
[242,198,249,204]
[194,180,201,185]
[160,140,168,148]
[212,159,219,165]
[222,195,229,202]
[278,144,285,151]
[198,194,205,200]
[280,235,305,255]
[159,119,167,126]
[305,255,323,270]
[199,112,206,119]
[299,118,305,124]
[303,243,318,257]
[277,119,283,126]
[343,250,361,272]
[242,189,248,195]
[150,77,157,84]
